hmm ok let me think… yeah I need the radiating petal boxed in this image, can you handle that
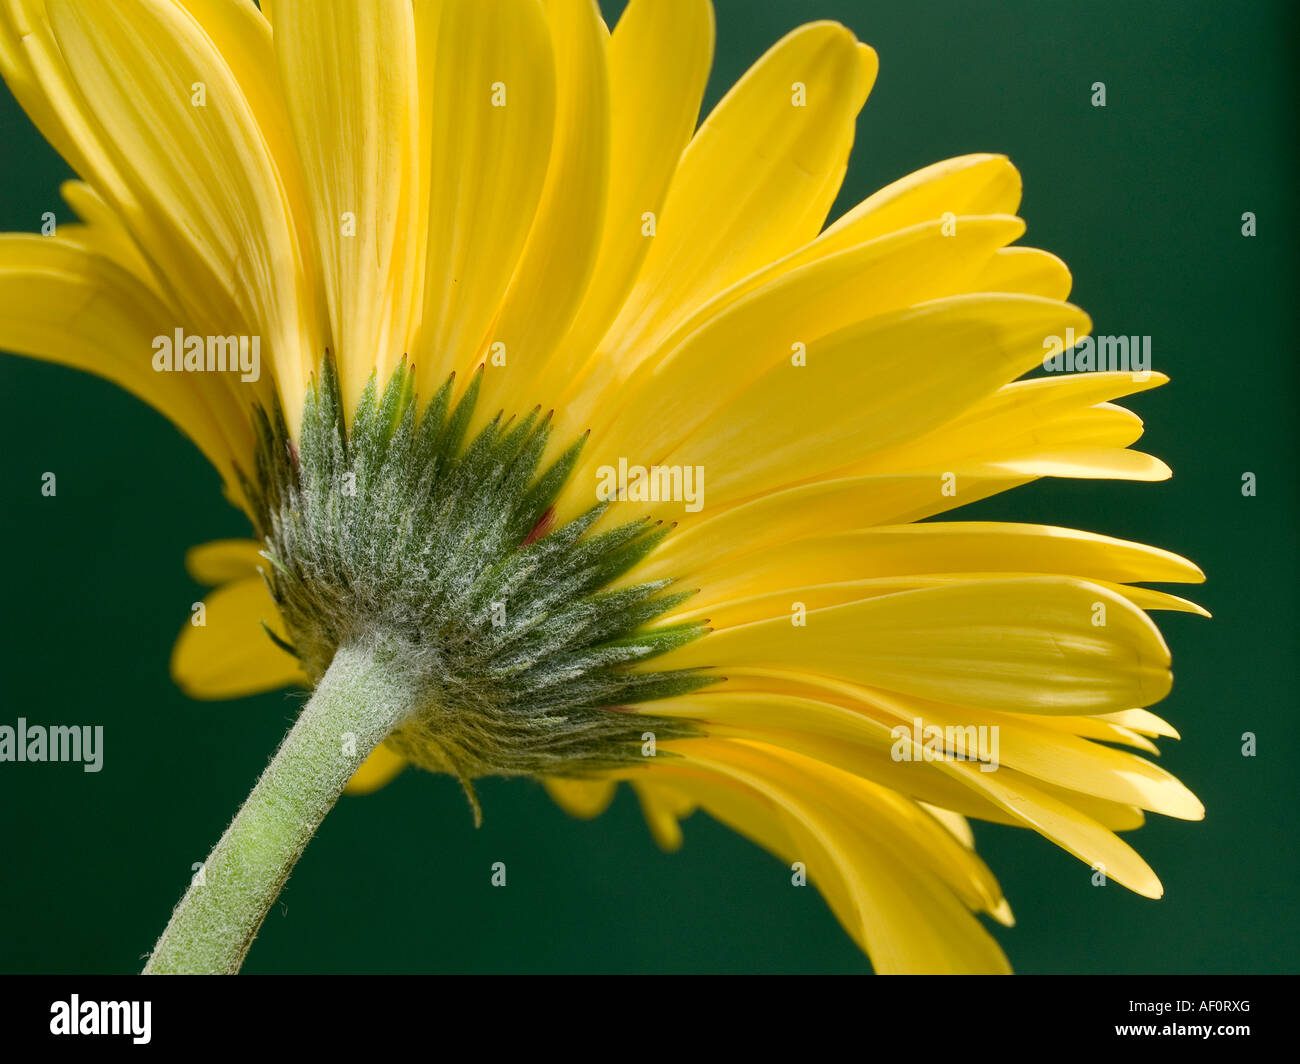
[344,744,408,795]
[543,777,617,819]
[482,0,611,418]
[658,576,1172,716]
[643,521,1204,603]
[561,295,1090,523]
[274,0,420,411]
[560,215,1027,467]
[48,0,317,424]
[0,234,249,486]
[171,575,305,700]
[562,22,875,420]
[658,739,1012,973]
[184,539,265,585]
[546,0,713,389]
[409,0,556,397]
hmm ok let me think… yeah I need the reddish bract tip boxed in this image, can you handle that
[522,507,555,546]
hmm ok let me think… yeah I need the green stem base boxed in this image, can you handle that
[143,638,418,975]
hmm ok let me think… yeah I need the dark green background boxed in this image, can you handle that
[0,0,1295,974]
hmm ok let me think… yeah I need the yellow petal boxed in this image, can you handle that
[973,246,1072,299]
[660,739,1012,973]
[561,215,1027,479]
[1101,708,1181,740]
[569,296,1091,523]
[168,0,309,241]
[632,780,696,851]
[410,0,556,397]
[648,521,1202,604]
[807,686,1203,820]
[861,370,1169,475]
[0,234,248,487]
[171,576,304,700]
[822,153,1023,247]
[665,574,1202,632]
[615,371,1171,551]
[546,0,713,389]
[748,742,1011,926]
[184,539,265,585]
[543,777,617,819]
[920,804,976,849]
[984,447,1171,481]
[943,758,1164,898]
[274,0,421,411]
[686,296,1090,509]
[659,576,1173,716]
[1117,586,1210,618]
[703,154,1027,344]
[344,744,408,795]
[650,689,1022,826]
[649,153,1025,368]
[0,0,131,206]
[48,0,316,426]
[564,22,874,418]
[481,0,611,418]
[705,673,1156,834]
[59,180,158,287]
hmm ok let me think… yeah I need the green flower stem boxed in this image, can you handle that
[143,638,418,975]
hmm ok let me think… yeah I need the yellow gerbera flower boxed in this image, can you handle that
[0,0,1205,975]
